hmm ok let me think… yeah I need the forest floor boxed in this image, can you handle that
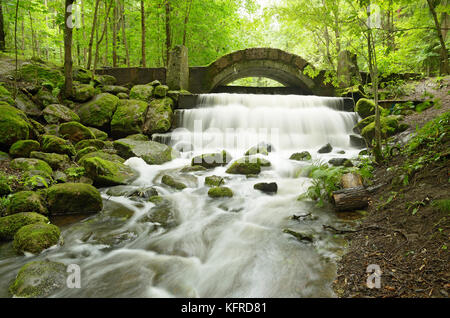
[333,78,450,298]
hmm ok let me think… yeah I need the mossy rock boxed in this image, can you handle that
[113,138,176,165]
[9,140,40,158]
[191,151,232,169]
[43,104,80,124]
[328,158,354,167]
[82,156,137,187]
[75,146,99,161]
[44,124,60,136]
[143,97,174,134]
[78,150,125,164]
[110,99,149,138]
[46,183,103,215]
[33,88,59,107]
[75,139,106,151]
[290,151,312,161]
[138,199,176,228]
[9,260,67,297]
[41,134,76,156]
[13,223,60,254]
[73,66,92,84]
[245,143,271,156]
[73,84,95,102]
[205,175,225,187]
[124,134,149,141]
[161,175,187,190]
[88,127,108,141]
[361,115,406,143]
[355,98,386,119]
[226,156,268,175]
[353,115,375,133]
[29,119,46,136]
[208,187,233,198]
[101,85,129,95]
[59,121,96,143]
[254,182,278,194]
[0,103,31,149]
[15,94,42,117]
[5,191,48,216]
[117,92,129,99]
[180,165,207,173]
[94,74,117,86]
[10,158,53,176]
[19,63,64,87]
[318,143,333,154]
[167,90,192,103]
[153,85,169,98]
[77,93,120,128]
[129,85,154,102]
[30,151,70,170]
[0,212,49,241]
[0,84,14,104]
[0,177,11,196]
[0,150,10,161]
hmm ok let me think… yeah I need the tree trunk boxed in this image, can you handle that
[165,0,172,67]
[182,0,193,46]
[93,0,113,79]
[87,0,101,70]
[141,0,146,67]
[427,0,449,75]
[0,0,5,51]
[112,0,117,67]
[29,12,36,58]
[14,0,19,99]
[64,0,75,98]
[332,187,369,211]
[121,0,130,67]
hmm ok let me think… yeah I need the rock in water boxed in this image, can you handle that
[113,139,177,165]
[13,223,60,254]
[290,151,312,161]
[208,187,233,198]
[0,212,49,241]
[318,143,333,154]
[191,151,232,169]
[46,183,103,215]
[254,182,278,194]
[162,175,187,190]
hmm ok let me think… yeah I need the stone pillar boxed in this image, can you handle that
[166,45,189,91]
[337,50,361,88]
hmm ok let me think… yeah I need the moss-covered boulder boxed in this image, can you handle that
[254,182,278,194]
[143,97,174,134]
[328,158,354,167]
[0,212,49,241]
[46,183,103,215]
[290,151,312,161]
[9,140,40,158]
[355,98,386,119]
[138,198,176,228]
[153,85,169,98]
[205,175,225,187]
[15,95,42,117]
[43,104,80,124]
[73,67,92,84]
[318,143,333,154]
[5,191,48,216]
[161,175,187,190]
[41,134,76,156]
[110,99,148,138]
[10,158,53,176]
[33,88,59,107]
[75,146,98,161]
[19,63,64,88]
[13,223,60,254]
[0,103,31,149]
[129,85,154,102]
[113,138,176,165]
[78,150,125,164]
[208,187,233,198]
[94,74,116,86]
[353,115,375,133]
[167,90,192,104]
[191,151,232,169]
[117,92,128,99]
[44,124,60,136]
[82,156,137,187]
[73,84,95,103]
[181,165,207,173]
[101,85,129,95]
[59,121,95,143]
[226,159,261,175]
[30,151,70,170]
[75,139,106,151]
[9,260,67,297]
[0,176,11,196]
[361,115,408,144]
[0,84,14,104]
[89,127,108,141]
[77,93,120,128]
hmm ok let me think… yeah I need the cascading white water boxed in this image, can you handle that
[0,93,362,298]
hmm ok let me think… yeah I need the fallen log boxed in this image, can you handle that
[332,186,369,211]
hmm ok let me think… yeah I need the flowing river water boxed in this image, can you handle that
[0,93,362,298]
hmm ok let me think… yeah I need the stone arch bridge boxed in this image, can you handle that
[97,47,336,96]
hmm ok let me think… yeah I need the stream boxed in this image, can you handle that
[0,93,362,298]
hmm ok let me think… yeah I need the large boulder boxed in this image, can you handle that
[15,95,42,117]
[9,140,40,158]
[110,99,148,138]
[100,85,129,95]
[30,151,70,170]
[19,63,64,88]
[355,98,386,119]
[129,85,154,102]
[0,212,49,241]
[353,115,375,133]
[290,151,312,161]
[73,84,95,102]
[5,191,48,216]
[0,103,31,150]
[77,93,120,128]
[361,115,408,143]
[59,121,95,143]
[13,223,60,254]
[94,74,116,86]
[226,158,261,175]
[46,183,103,215]
[78,150,125,164]
[161,175,187,190]
[9,260,67,298]
[40,134,76,156]
[43,104,80,124]
[113,138,177,165]
[254,182,278,194]
[10,158,53,176]
[33,88,59,108]
[143,97,174,135]
[89,127,108,141]
[82,156,137,187]
[191,151,232,169]
[73,66,92,84]
[208,187,233,198]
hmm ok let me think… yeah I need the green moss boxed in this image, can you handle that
[0,84,14,104]
[94,74,117,86]
[64,166,86,178]
[181,165,207,173]
[153,85,169,98]
[191,151,232,169]
[113,139,175,165]
[46,183,103,215]
[41,134,76,156]
[290,151,312,161]
[208,187,233,198]
[43,104,80,124]
[129,85,154,102]
[82,156,136,187]
[76,146,98,161]
[10,158,53,176]
[30,151,70,170]
[0,212,49,241]
[73,66,93,84]
[205,175,225,187]
[9,140,40,158]
[0,176,12,196]
[59,121,95,143]
[5,191,48,216]
[34,88,59,107]
[361,115,405,143]
[77,93,119,128]
[13,223,60,254]
[144,97,174,134]
[88,127,108,141]
[0,103,30,149]
[75,139,106,151]
[226,157,268,175]
[73,84,95,102]
[19,63,64,88]
[110,99,149,138]
[161,175,187,190]
[78,150,124,164]
[9,260,67,297]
